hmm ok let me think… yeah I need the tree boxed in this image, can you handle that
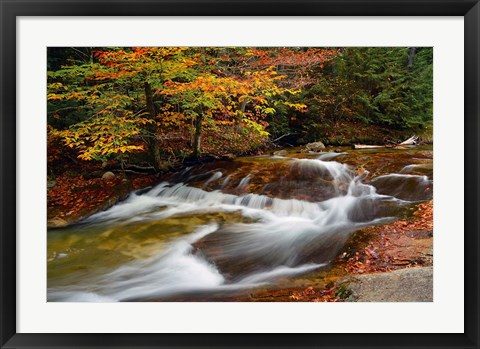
[206,47,338,140]
[156,47,333,157]
[48,46,433,167]
[48,47,196,170]
[338,47,433,130]
[294,47,433,142]
[158,65,283,157]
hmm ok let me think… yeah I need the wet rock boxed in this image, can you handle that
[193,227,350,282]
[47,216,68,228]
[339,266,433,302]
[102,171,115,180]
[273,150,288,156]
[220,154,236,161]
[399,163,433,178]
[370,174,433,201]
[305,141,326,152]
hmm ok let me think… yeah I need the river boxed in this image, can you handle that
[47,146,433,302]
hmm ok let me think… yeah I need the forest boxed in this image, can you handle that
[47,47,434,303]
[48,47,432,174]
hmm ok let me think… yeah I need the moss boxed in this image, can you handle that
[334,284,353,300]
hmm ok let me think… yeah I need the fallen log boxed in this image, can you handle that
[399,135,419,145]
[271,132,300,143]
[353,144,386,149]
[354,136,419,150]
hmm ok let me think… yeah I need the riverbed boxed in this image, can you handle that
[47,146,433,302]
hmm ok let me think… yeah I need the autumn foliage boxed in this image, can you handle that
[48,174,158,222]
[343,201,433,274]
[47,47,340,169]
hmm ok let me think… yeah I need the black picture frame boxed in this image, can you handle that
[1,1,479,348]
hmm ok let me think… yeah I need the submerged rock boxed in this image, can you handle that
[193,225,351,282]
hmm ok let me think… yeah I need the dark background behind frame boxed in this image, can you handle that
[1,1,478,348]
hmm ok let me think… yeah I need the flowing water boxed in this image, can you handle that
[47,146,433,302]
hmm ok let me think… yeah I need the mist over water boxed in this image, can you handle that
[47,149,433,302]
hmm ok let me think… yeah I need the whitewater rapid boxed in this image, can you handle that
[48,154,431,302]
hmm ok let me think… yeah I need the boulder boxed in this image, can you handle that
[102,171,115,180]
[305,141,326,152]
[273,149,288,156]
[339,266,433,302]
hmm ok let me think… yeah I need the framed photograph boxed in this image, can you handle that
[1,0,478,348]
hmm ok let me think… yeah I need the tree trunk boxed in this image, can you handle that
[144,81,163,172]
[192,113,203,158]
[239,99,247,113]
[235,98,248,132]
[407,47,416,70]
